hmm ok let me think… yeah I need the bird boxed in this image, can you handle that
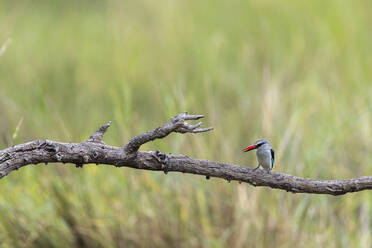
[242,139,275,173]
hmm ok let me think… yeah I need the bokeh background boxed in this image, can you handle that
[1,0,372,247]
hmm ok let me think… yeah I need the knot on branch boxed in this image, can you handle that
[38,140,58,153]
[155,150,169,174]
[87,121,111,143]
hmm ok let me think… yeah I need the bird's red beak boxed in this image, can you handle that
[243,145,256,152]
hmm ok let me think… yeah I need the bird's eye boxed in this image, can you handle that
[256,143,264,147]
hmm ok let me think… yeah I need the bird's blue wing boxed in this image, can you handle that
[270,149,275,168]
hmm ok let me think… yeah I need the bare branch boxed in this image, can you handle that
[86,121,111,143]
[123,112,213,153]
[0,113,371,195]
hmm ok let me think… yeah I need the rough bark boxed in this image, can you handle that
[0,112,371,196]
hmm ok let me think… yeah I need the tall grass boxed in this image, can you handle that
[1,0,372,247]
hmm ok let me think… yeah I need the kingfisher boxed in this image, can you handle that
[242,139,275,173]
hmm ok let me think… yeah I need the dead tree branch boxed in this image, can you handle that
[124,112,213,153]
[0,112,371,195]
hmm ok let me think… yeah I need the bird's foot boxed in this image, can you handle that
[253,165,260,171]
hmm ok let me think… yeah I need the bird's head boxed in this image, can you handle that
[242,139,271,152]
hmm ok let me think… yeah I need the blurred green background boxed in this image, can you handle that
[1,0,372,247]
